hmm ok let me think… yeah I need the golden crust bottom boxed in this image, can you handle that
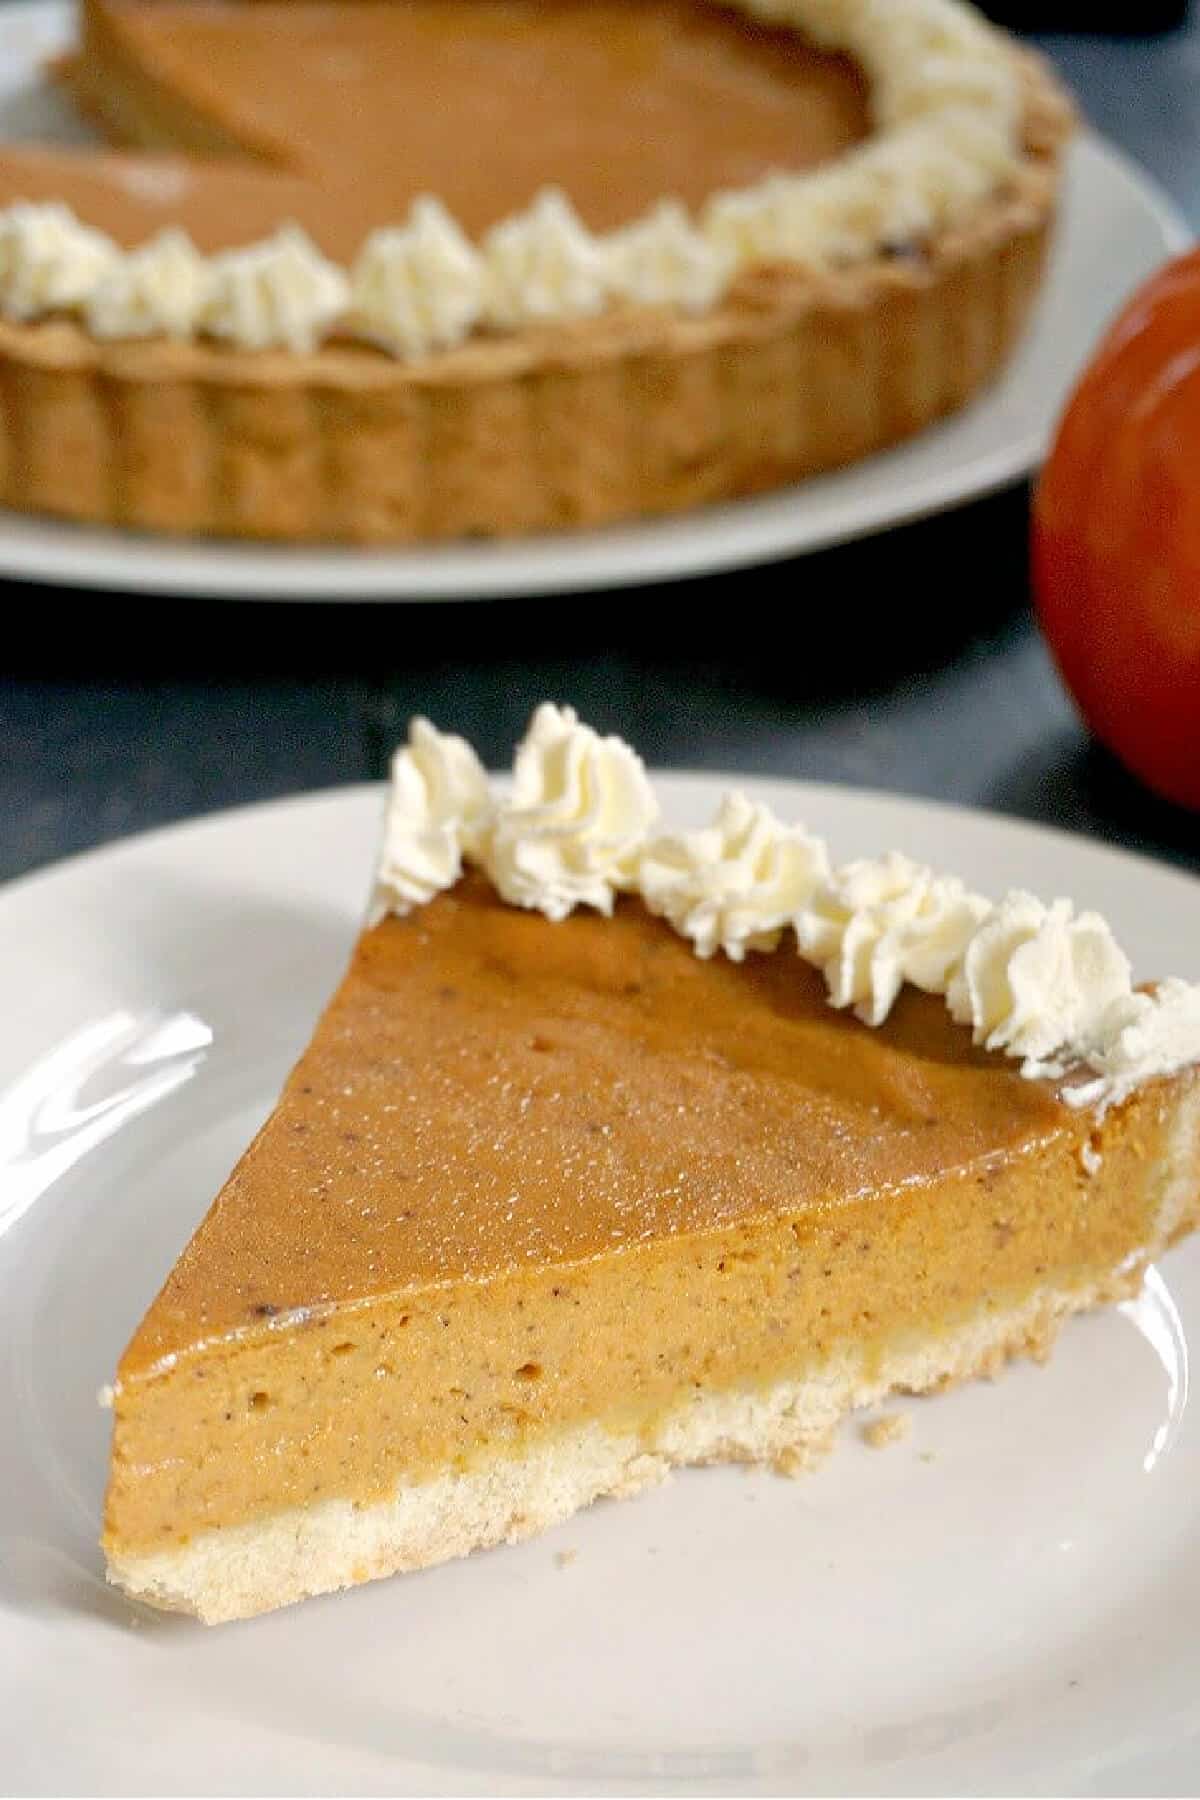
[0,177,1056,545]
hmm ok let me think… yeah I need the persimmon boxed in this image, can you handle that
[1032,248,1200,810]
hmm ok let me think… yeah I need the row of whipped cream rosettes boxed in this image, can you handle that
[371,706,1200,1116]
[0,0,1026,357]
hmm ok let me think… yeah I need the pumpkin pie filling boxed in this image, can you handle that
[9,0,871,263]
[104,876,1200,1585]
[68,0,872,233]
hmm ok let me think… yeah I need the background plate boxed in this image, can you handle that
[3,774,1200,1794]
[0,0,1192,598]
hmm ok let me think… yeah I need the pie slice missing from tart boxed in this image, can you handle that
[101,710,1200,1623]
[0,0,1072,542]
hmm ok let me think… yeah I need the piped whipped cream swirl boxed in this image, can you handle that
[946,891,1132,1076]
[350,199,486,357]
[604,201,732,313]
[484,704,659,921]
[372,718,493,917]
[1066,980,1200,1111]
[0,202,118,320]
[85,227,211,340]
[641,792,829,960]
[795,853,991,1027]
[201,226,350,354]
[482,190,609,330]
[0,0,1032,353]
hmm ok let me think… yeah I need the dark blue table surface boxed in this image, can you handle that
[3,22,1199,887]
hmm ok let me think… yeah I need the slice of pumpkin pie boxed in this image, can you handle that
[101,708,1200,1622]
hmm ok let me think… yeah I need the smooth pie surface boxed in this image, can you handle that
[70,0,871,232]
[121,871,1073,1370]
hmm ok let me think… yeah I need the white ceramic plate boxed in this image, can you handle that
[0,0,1193,600]
[3,773,1200,1795]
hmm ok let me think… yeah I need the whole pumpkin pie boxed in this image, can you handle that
[0,0,1072,543]
[101,709,1200,1622]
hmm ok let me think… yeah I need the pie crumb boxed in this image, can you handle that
[554,1548,578,1569]
[862,1412,911,1449]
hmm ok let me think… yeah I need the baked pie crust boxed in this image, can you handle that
[0,1,1073,543]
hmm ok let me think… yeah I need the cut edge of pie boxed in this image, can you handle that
[0,3,1073,542]
[105,1098,1200,1625]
